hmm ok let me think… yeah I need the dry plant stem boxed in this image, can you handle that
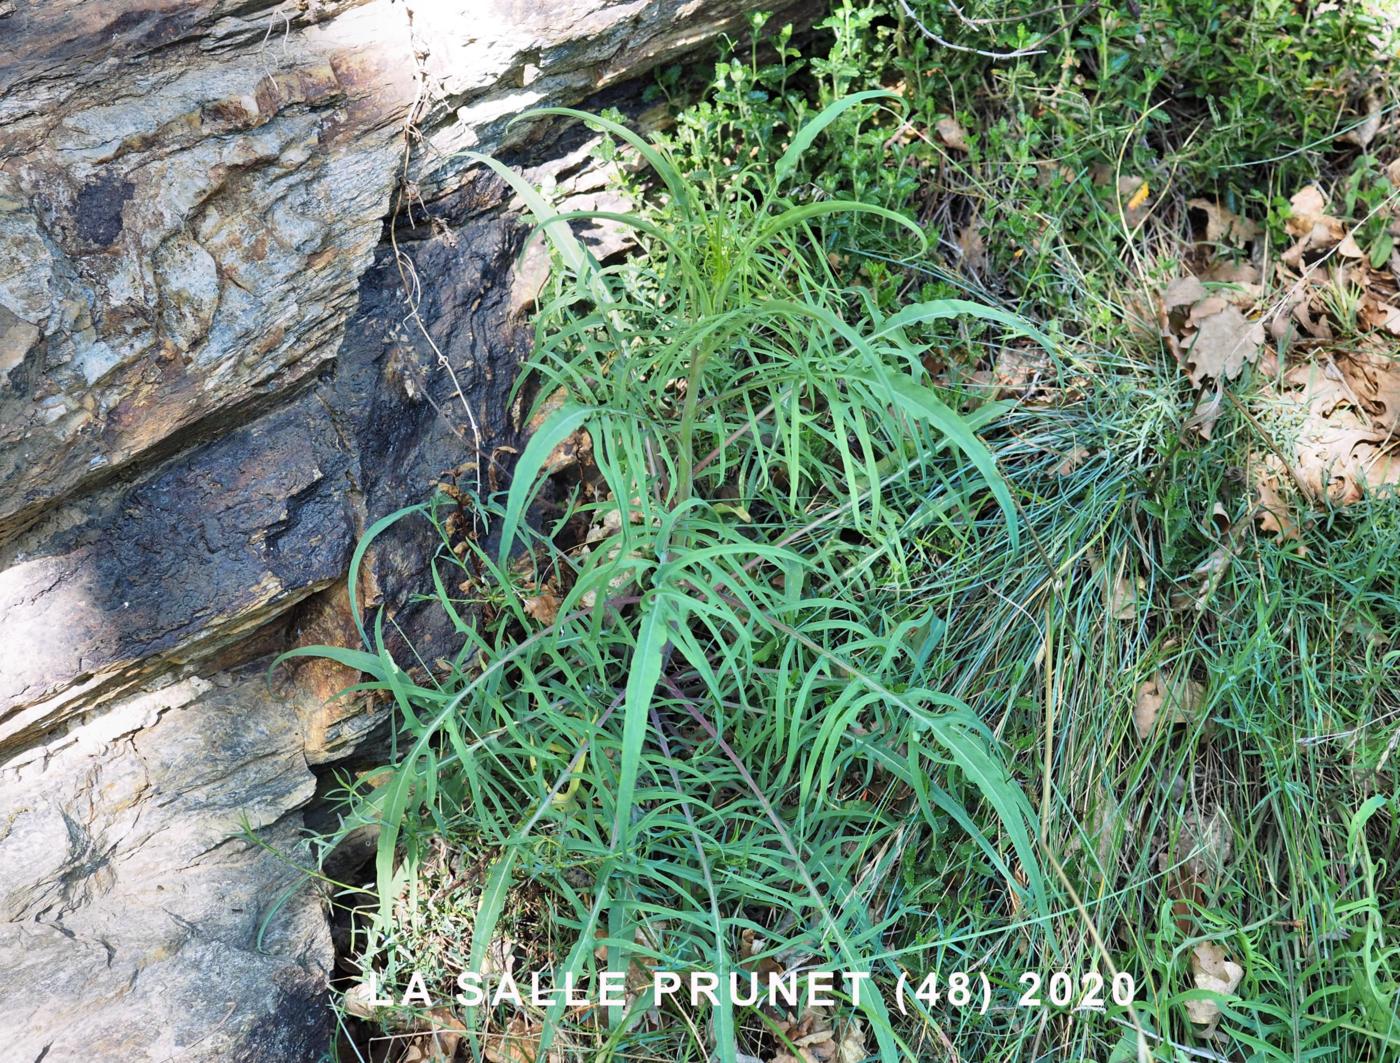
[390,59,485,498]
[896,0,1048,59]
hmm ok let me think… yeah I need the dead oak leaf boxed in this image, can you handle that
[1163,274,1208,309]
[1055,444,1091,476]
[936,116,969,152]
[1186,941,1245,1029]
[775,1007,839,1063]
[1134,669,1206,739]
[543,427,592,476]
[1255,475,1302,545]
[1172,805,1234,884]
[343,982,384,1020]
[484,1016,551,1063]
[1106,572,1142,621]
[1188,295,1230,325]
[836,1019,867,1063]
[521,587,560,624]
[404,1009,468,1063]
[1276,360,1400,503]
[987,345,1052,399]
[1346,91,1382,148]
[1282,185,1346,265]
[1360,296,1400,337]
[1188,197,1260,245]
[1205,260,1261,286]
[957,220,987,272]
[1286,185,1330,237]
[1203,260,1264,306]
[1186,388,1225,441]
[1185,303,1265,385]
[1342,349,1400,428]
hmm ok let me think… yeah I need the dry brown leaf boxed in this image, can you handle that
[1203,260,1264,305]
[1035,159,1076,187]
[1163,275,1208,308]
[1286,186,1330,237]
[1119,176,1150,225]
[1291,294,1334,339]
[1134,669,1206,739]
[1341,349,1400,428]
[1186,388,1224,441]
[936,116,968,152]
[775,1007,839,1063]
[543,426,592,476]
[1177,805,1234,883]
[836,1019,868,1063]
[1185,303,1265,386]
[1205,260,1261,286]
[1186,941,1244,1028]
[1360,297,1400,336]
[1123,293,1163,340]
[1107,572,1141,621]
[1282,186,1346,266]
[1255,475,1301,544]
[343,982,382,1020]
[1065,785,1124,871]
[1177,537,1237,612]
[1055,445,1091,476]
[1346,91,1382,148]
[1092,787,1122,870]
[484,1016,545,1063]
[1276,360,1400,503]
[1188,295,1230,325]
[957,221,987,272]
[987,345,1052,399]
[1188,197,1260,245]
[522,587,560,624]
[1158,804,1233,933]
[404,1010,468,1063]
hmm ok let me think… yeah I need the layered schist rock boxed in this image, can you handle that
[0,1,807,1058]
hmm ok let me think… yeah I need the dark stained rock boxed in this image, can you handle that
[0,392,357,753]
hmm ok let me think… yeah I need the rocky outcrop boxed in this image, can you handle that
[1,669,332,1061]
[0,1,808,1058]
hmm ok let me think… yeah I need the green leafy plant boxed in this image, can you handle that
[286,95,1066,1061]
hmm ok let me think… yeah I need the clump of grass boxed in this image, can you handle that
[289,96,1078,1061]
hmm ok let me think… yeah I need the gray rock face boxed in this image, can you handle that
[0,669,332,1061]
[0,0,808,1058]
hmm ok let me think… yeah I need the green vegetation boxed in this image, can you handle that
[296,3,1400,1060]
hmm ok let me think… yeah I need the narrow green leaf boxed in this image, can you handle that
[876,297,1057,352]
[498,404,592,568]
[611,591,672,845]
[461,151,587,273]
[870,365,1020,550]
[774,89,901,186]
